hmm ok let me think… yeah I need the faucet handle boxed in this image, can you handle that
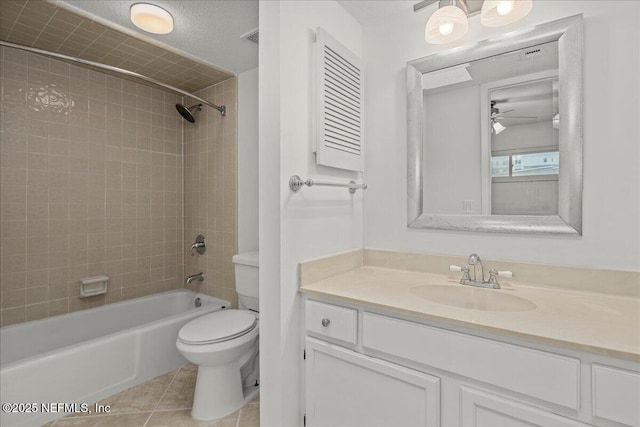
[488,269,513,284]
[450,265,471,284]
[488,269,499,284]
[190,235,206,256]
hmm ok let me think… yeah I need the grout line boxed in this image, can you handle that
[142,364,184,427]
[148,407,192,412]
[141,411,154,427]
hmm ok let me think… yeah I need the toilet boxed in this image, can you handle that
[176,251,259,420]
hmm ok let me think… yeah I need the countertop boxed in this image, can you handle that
[300,266,640,361]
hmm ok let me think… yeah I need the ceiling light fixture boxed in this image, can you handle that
[417,0,533,45]
[492,121,506,135]
[130,3,174,35]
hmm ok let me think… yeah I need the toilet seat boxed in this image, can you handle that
[178,310,257,345]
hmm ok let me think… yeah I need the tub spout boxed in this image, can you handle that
[186,273,204,284]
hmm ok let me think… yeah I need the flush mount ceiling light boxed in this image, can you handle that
[130,3,174,34]
[416,0,533,44]
[425,3,469,44]
[481,0,533,27]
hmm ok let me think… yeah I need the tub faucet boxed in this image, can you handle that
[186,272,204,284]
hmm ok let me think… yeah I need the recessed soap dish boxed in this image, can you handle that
[80,275,109,298]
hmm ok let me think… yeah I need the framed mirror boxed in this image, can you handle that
[407,15,583,235]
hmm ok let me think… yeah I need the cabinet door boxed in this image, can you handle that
[460,387,589,427]
[592,364,640,426]
[305,337,440,427]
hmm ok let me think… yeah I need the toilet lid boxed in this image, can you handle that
[178,310,257,345]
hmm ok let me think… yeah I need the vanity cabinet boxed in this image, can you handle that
[591,364,640,426]
[303,298,639,427]
[460,387,589,427]
[305,338,440,427]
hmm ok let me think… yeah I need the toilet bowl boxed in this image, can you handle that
[176,309,259,420]
[177,251,259,420]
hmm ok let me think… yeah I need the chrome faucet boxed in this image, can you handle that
[449,254,513,289]
[467,253,485,282]
[186,272,204,284]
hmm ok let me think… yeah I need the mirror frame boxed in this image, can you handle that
[407,14,583,235]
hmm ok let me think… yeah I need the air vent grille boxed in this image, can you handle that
[315,28,363,171]
[241,28,259,44]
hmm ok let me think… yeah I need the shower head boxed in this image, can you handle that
[176,103,202,123]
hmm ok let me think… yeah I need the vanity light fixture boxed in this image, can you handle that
[481,0,533,27]
[130,3,174,34]
[417,0,533,45]
[425,2,469,44]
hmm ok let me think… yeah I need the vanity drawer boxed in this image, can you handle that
[305,300,358,345]
[362,312,580,410]
[592,364,640,426]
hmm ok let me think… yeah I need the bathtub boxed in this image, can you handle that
[0,289,228,427]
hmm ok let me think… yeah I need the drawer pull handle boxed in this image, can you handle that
[321,318,331,327]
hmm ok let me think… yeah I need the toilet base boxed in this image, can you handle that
[191,363,260,420]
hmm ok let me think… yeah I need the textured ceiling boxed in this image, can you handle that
[60,0,259,74]
[0,0,234,93]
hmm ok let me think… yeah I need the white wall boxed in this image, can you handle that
[259,2,363,426]
[238,67,259,253]
[363,1,640,270]
[424,85,482,214]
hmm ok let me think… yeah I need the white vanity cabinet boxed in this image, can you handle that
[304,300,440,427]
[303,297,640,427]
[460,387,590,427]
[305,338,440,427]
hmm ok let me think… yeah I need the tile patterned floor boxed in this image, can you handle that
[43,364,259,427]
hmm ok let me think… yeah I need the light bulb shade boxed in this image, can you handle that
[130,3,174,34]
[481,1,533,27]
[425,6,469,45]
[492,121,506,134]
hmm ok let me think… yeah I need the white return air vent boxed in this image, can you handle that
[315,27,363,172]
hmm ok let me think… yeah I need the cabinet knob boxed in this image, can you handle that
[321,318,331,327]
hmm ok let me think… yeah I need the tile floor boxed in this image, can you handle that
[43,364,259,427]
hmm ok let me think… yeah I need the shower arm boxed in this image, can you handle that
[0,40,226,117]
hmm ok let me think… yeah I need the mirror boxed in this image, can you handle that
[407,15,583,235]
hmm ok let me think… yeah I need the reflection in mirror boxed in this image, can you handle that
[422,41,559,216]
[407,15,583,235]
[489,76,559,215]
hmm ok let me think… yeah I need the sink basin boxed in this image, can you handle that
[410,285,536,312]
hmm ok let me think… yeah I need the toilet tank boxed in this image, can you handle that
[232,252,259,311]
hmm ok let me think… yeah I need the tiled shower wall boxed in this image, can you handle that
[184,79,238,307]
[0,47,185,326]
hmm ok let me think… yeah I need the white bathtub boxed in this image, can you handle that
[0,289,228,427]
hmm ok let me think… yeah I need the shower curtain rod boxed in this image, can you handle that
[0,40,226,116]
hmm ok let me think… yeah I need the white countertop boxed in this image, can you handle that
[300,266,640,361]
